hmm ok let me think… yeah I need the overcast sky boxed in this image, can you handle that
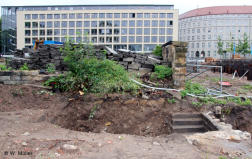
[1,0,252,14]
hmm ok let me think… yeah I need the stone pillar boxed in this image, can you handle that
[162,41,187,89]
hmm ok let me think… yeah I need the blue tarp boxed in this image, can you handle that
[33,40,63,47]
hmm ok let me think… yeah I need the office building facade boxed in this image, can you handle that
[1,5,178,54]
[179,6,252,59]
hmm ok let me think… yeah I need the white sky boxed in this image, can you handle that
[1,0,252,14]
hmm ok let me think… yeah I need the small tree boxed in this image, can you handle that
[153,45,162,57]
[226,32,234,56]
[217,36,226,58]
[237,33,250,56]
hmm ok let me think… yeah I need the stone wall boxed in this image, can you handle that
[162,41,188,89]
[0,70,52,85]
[8,45,161,74]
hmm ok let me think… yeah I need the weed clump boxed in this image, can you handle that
[151,65,172,80]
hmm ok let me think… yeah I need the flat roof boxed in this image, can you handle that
[2,4,174,7]
[180,6,252,19]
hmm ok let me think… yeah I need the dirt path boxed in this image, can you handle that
[0,109,206,159]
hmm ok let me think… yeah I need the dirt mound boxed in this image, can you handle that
[48,92,197,137]
[0,84,66,112]
[224,106,252,135]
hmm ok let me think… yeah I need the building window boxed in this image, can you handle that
[136,36,142,42]
[136,28,142,35]
[106,37,112,43]
[39,14,45,19]
[121,36,127,42]
[121,28,127,35]
[137,13,143,18]
[84,21,90,27]
[91,29,97,35]
[106,21,112,27]
[144,36,150,42]
[54,29,60,35]
[167,28,173,35]
[208,42,211,48]
[106,13,113,18]
[61,21,67,28]
[69,29,74,35]
[106,29,112,35]
[99,21,105,27]
[54,21,60,28]
[76,37,82,43]
[39,22,45,28]
[114,13,120,18]
[84,13,90,18]
[47,14,53,19]
[99,29,105,35]
[129,20,135,27]
[137,20,143,27]
[47,37,53,41]
[69,13,75,19]
[157,29,164,36]
[159,13,166,18]
[208,51,211,56]
[159,36,165,43]
[114,28,120,34]
[47,21,53,28]
[144,20,150,27]
[32,14,38,19]
[159,20,165,27]
[92,37,97,43]
[62,14,68,19]
[77,13,83,19]
[129,36,135,43]
[25,30,31,36]
[129,28,135,34]
[197,35,200,40]
[151,36,157,42]
[25,22,31,28]
[114,20,120,27]
[99,13,105,18]
[208,35,211,39]
[61,29,67,35]
[167,20,173,26]
[84,29,90,35]
[152,20,158,27]
[122,20,127,27]
[99,37,104,43]
[167,13,173,18]
[152,13,158,18]
[61,37,66,42]
[196,43,199,48]
[122,13,128,18]
[202,42,205,48]
[144,13,150,18]
[114,36,120,43]
[25,14,31,20]
[167,36,172,42]
[77,21,82,27]
[54,14,60,19]
[91,21,97,27]
[47,29,53,36]
[129,13,135,18]
[152,28,158,35]
[32,22,38,28]
[76,29,82,35]
[25,38,31,44]
[32,30,38,36]
[40,30,45,36]
[144,28,150,35]
[69,21,75,27]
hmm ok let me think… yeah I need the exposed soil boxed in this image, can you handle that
[47,92,197,137]
[224,105,252,135]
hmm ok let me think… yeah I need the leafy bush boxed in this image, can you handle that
[45,39,139,94]
[151,65,172,80]
[44,75,68,91]
[46,63,56,74]
[0,64,12,71]
[152,45,162,57]
[20,63,29,70]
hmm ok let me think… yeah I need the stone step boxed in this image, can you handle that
[172,125,206,133]
[172,118,203,125]
[172,113,202,119]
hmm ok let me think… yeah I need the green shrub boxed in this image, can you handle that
[20,63,29,70]
[45,39,139,94]
[151,65,172,80]
[152,45,162,57]
[180,81,207,97]
[46,63,56,74]
[0,64,12,71]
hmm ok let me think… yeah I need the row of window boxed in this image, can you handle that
[188,51,217,58]
[25,36,172,44]
[189,42,217,49]
[25,28,173,36]
[25,20,173,28]
[25,13,174,20]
